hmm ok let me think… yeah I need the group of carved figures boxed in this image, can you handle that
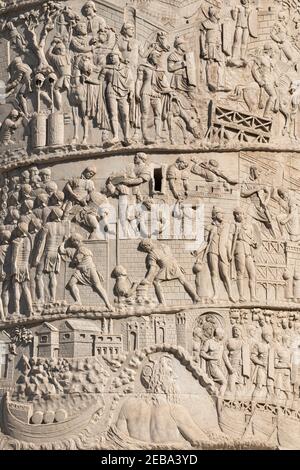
[0,151,299,317]
[104,153,300,244]
[0,164,115,318]
[199,1,300,139]
[2,1,300,148]
[0,0,202,148]
[126,157,300,306]
[11,309,300,412]
[172,156,300,240]
[193,312,300,406]
[4,316,300,448]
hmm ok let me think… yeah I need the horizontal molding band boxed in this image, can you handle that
[1,142,300,173]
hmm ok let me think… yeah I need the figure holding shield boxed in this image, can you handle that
[230,0,258,67]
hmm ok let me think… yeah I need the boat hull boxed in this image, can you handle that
[2,393,101,444]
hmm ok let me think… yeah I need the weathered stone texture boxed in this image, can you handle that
[1,0,300,451]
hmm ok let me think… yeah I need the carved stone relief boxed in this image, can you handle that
[0,0,300,451]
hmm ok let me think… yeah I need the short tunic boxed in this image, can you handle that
[146,246,184,281]
[12,236,31,282]
[71,246,102,286]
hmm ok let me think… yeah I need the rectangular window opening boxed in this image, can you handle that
[154,167,163,193]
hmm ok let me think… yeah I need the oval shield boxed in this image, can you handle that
[248,8,258,39]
